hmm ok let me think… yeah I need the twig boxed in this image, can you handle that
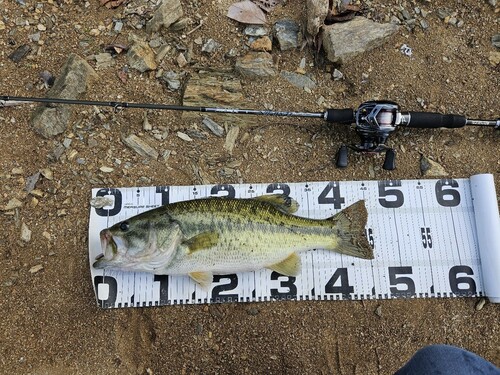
[186,19,204,36]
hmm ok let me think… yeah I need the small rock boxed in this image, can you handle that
[122,134,159,160]
[143,112,152,131]
[273,19,301,51]
[177,131,193,142]
[90,196,114,209]
[235,52,276,78]
[37,23,47,31]
[1,198,23,211]
[155,45,171,63]
[40,168,53,180]
[244,25,269,36]
[11,167,24,174]
[296,57,306,74]
[114,21,123,33]
[492,34,500,49]
[8,44,32,63]
[249,36,272,52]
[29,264,44,274]
[21,222,32,242]
[170,17,189,31]
[127,35,157,72]
[475,298,487,311]
[177,53,188,68]
[280,71,316,90]
[162,71,181,90]
[375,305,382,317]
[322,17,399,64]
[146,0,183,34]
[420,155,448,177]
[224,126,240,154]
[99,166,114,173]
[202,117,224,137]
[0,20,5,31]
[95,53,115,69]
[488,51,500,66]
[332,68,344,80]
[201,39,220,53]
[29,32,41,42]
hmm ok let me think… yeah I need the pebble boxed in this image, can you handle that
[162,71,181,90]
[1,198,23,211]
[475,298,487,311]
[11,167,24,174]
[201,39,220,54]
[273,19,301,51]
[37,24,46,31]
[244,25,269,36]
[177,53,188,68]
[375,305,382,317]
[332,69,343,80]
[0,20,5,31]
[202,117,224,137]
[114,21,123,33]
[224,126,240,155]
[29,32,41,42]
[99,166,114,173]
[40,168,53,180]
[122,134,159,160]
[492,34,500,49]
[90,196,114,208]
[21,222,32,242]
[143,113,152,131]
[29,264,44,274]
[177,131,193,142]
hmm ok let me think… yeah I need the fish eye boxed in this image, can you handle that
[119,221,129,232]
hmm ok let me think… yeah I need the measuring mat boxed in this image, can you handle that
[89,174,500,308]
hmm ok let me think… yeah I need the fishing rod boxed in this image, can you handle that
[1,95,498,170]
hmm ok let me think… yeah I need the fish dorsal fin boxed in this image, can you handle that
[183,232,219,253]
[189,271,213,290]
[254,194,299,214]
[267,252,301,276]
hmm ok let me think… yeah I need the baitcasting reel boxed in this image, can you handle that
[329,101,499,170]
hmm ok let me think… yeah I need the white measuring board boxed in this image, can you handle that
[88,174,500,308]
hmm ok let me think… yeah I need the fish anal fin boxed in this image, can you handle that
[183,231,219,253]
[267,252,301,276]
[254,194,299,214]
[189,271,213,290]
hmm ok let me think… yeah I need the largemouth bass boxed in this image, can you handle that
[93,195,373,288]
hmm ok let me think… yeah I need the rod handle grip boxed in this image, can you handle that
[325,108,355,123]
[406,112,466,128]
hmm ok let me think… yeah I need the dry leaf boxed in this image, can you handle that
[251,0,282,13]
[227,1,267,25]
[100,0,125,9]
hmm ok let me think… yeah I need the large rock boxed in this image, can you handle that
[146,0,183,34]
[234,52,276,78]
[31,54,98,138]
[322,17,399,64]
[182,72,255,127]
[306,0,329,38]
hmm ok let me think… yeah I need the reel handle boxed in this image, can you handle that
[405,112,466,128]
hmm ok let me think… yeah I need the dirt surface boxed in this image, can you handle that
[0,0,499,374]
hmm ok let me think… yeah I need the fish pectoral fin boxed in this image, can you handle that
[267,252,301,276]
[183,231,219,253]
[254,194,299,214]
[189,271,213,290]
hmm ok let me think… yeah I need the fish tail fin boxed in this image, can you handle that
[328,200,374,259]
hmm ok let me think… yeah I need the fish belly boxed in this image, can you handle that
[163,225,336,275]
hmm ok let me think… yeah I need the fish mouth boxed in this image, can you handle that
[93,229,118,269]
